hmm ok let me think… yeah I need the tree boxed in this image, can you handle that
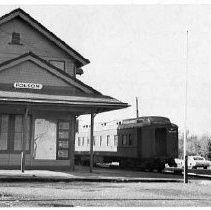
[178,131,211,159]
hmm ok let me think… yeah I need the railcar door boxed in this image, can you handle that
[155,127,167,156]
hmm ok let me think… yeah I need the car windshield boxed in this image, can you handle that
[193,157,204,160]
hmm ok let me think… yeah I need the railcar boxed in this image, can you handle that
[75,116,178,171]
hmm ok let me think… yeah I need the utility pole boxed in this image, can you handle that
[136,97,139,119]
[184,30,189,183]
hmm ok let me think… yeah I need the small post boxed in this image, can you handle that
[21,107,29,173]
[90,112,95,173]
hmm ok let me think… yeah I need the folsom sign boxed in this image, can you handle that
[14,82,43,90]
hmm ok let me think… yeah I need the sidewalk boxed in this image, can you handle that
[0,166,183,183]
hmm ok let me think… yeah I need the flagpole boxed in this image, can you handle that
[184,30,189,183]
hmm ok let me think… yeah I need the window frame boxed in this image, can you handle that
[114,135,118,146]
[0,114,31,154]
[100,136,102,147]
[106,135,110,146]
[78,137,81,146]
[49,60,66,71]
[122,134,127,145]
[128,134,132,146]
[56,120,70,160]
[8,32,23,45]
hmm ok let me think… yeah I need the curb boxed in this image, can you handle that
[0,176,182,183]
[164,170,211,180]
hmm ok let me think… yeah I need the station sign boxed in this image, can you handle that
[14,82,43,90]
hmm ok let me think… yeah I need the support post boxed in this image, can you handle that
[90,112,95,173]
[21,107,29,173]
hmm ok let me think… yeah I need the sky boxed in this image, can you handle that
[0,2,211,135]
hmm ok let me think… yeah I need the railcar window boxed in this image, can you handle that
[128,134,132,146]
[114,135,118,146]
[93,136,96,146]
[100,136,102,146]
[106,135,110,146]
[82,137,85,146]
[122,135,127,145]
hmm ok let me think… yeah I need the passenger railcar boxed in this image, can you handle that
[75,116,178,171]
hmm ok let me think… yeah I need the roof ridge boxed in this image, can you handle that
[0,8,90,67]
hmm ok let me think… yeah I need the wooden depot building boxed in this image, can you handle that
[0,9,128,170]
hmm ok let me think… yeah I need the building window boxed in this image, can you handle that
[122,135,127,145]
[49,60,65,71]
[93,136,96,146]
[57,121,70,160]
[78,137,81,146]
[87,137,90,145]
[106,135,110,146]
[0,114,31,153]
[114,135,118,146]
[82,137,85,146]
[100,136,102,147]
[9,32,22,45]
[0,115,9,150]
[128,134,132,146]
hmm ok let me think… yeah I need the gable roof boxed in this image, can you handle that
[0,52,129,113]
[0,51,100,95]
[0,8,90,67]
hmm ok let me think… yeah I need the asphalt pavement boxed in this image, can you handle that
[0,165,210,183]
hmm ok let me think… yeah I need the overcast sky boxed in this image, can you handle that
[1,3,211,135]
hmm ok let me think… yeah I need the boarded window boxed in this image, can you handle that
[34,119,57,160]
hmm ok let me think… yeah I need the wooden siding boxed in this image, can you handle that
[0,107,75,169]
[0,18,76,76]
[0,60,71,86]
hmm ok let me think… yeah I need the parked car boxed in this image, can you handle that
[187,156,210,169]
[174,158,183,168]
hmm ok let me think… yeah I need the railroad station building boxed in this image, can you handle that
[0,9,128,170]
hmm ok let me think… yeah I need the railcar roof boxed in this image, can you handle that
[118,116,177,129]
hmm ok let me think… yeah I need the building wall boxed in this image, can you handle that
[0,107,75,170]
[0,61,70,86]
[0,18,76,76]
